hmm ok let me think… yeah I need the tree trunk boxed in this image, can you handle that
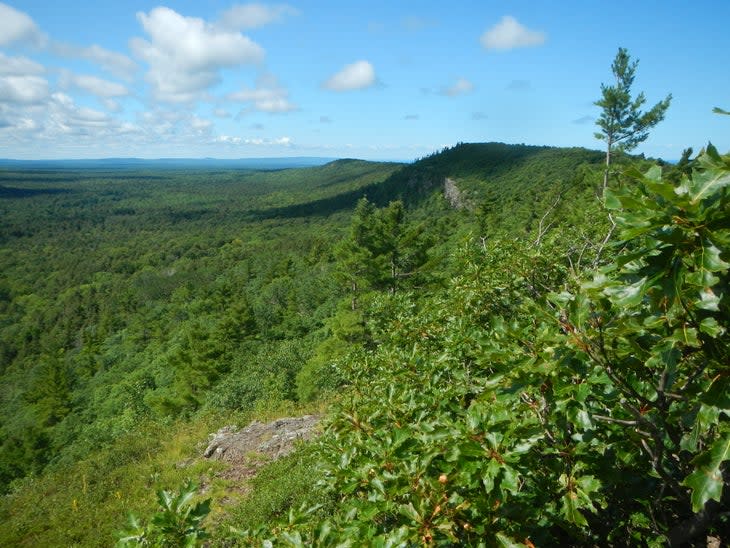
[603,136,612,192]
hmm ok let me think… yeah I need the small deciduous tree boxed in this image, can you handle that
[595,47,672,190]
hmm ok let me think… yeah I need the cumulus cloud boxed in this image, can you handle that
[214,108,232,118]
[1,91,137,144]
[441,77,474,97]
[0,52,44,76]
[138,108,187,135]
[214,134,292,146]
[60,71,129,98]
[53,43,138,80]
[323,60,376,91]
[480,16,546,51]
[130,6,264,102]
[215,134,243,145]
[0,3,45,46]
[0,75,49,104]
[228,74,296,113]
[191,115,212,132]
[219,3,299,30]
[102,99,122,112]
[51,97,112,133]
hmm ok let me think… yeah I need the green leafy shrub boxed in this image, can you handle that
[118,480,211,547]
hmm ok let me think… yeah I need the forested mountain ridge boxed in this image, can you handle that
[2,141,723,546]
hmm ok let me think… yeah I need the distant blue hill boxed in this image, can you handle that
[0,157,338,170]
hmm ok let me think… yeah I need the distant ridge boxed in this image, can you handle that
[0,157,338,170]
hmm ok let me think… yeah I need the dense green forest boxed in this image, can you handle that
[1,138,728,546]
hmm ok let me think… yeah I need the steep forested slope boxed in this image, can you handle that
[231,147,730,546]
[2,142,696,546]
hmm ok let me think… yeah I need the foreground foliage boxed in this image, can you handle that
[238,147,729,545]
[118,480,211,547]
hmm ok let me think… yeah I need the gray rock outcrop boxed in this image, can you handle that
[203,415,320,464]
[443,177,469,209]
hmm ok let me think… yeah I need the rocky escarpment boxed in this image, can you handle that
[443,177,470,209]
[203,415,320,465]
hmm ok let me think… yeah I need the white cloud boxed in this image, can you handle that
[323,60,376,91]
[219,3,298,30]
[138,108,187,135]
[131,7,265,102]
[215,134,243,145]
[136,109,216,141]
[442,77,474,97]
[1,91,136,143]
[191,115,212,131]
[0,75,49,104]
[0,3,45,46]
[102,99,122,112]
[60,72,129,98]
[52,43,138,81]
[480,16,546,51]
[214,108,232,118]
[42,94,141,139]
[228,74,296,113]
[0,52,44,76]
[214,134,292,146]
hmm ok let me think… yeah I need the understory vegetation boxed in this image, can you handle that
[1,138,728,546]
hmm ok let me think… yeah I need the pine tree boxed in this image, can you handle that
[595,47,671,189]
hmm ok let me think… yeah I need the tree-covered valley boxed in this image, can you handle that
[1,136,728,546]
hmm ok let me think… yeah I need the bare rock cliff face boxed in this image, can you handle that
[443,177,468,209]
[203,415,320,464]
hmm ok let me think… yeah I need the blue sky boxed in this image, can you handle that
[0,1,728,160]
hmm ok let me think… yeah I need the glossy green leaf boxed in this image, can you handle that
[696,289,721,311]
[701,244,730,272]
[699,317,724,337]
[398,503,421,523]
[603,277,648,307]
[687,165,730,203]
[561,490,588,526]
[495,532,525,547]
[682,433,730,512]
